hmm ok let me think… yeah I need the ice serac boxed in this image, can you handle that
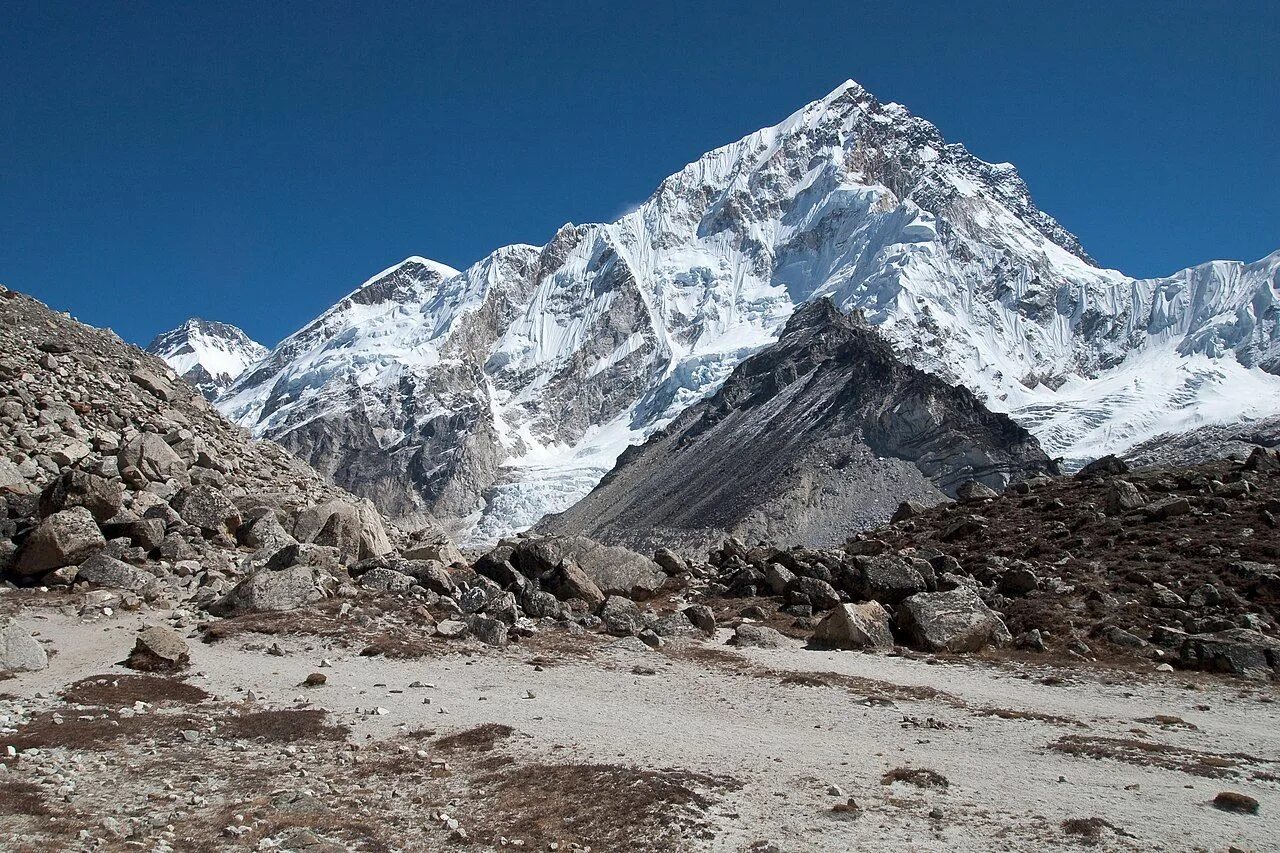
[147,319,267,400]
[220,80,1280,544]
[536,298,1057,553]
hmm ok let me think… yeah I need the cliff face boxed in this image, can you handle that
[536,299,1055,554]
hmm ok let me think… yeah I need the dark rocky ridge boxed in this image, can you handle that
[537,299,1055,554]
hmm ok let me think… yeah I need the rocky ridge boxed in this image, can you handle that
[537,298,1056,553]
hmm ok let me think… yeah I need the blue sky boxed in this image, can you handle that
[3,1,1277,347]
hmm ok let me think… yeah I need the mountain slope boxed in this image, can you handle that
[219,80,1280,543]
[535,299,1056,553]
[147,318,267,400]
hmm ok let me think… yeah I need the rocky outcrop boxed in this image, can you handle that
[0,287,455,610]
[897,588,1013,653]
[538,300,1055,553]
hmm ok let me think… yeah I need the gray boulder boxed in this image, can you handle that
[1180,629,1279,678]
[812,602,894,650]
[0,619,47,674]
[39,470,123,523]
[466,614,508,647]
[857,555,927,604]
[402,521,463,564]
[126,626,190,672]
[547,559,606,608]
[214,564,336,615]
[14,506,105,576]
[170,485,241,537]
[897,588,1012,653]
[731,623,787,649]
[787,576,841,611]
[600,596,646,637]
[118,432,188,484]
[683,604,716,635]
[76,553,152,590]
[358,567,416,593]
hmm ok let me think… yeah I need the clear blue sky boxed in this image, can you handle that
[3,1,1277,347]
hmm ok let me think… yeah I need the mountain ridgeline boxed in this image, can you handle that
[536,299,1056,553]
[201,80,1279,544]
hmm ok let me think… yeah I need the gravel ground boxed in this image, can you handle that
[1,606,1276,852]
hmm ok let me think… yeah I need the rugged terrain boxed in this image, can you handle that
[1,287,1277,851]
[214,80,1280,543]
[537,299,1054,553]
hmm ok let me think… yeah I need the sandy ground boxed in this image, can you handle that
[2,606,1278,851]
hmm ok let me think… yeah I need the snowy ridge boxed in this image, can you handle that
[218,80,1280,543]
[146,319,267,400]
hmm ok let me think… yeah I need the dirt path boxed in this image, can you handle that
[3,608,1277,851]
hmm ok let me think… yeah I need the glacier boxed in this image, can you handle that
[215,80,1280,544]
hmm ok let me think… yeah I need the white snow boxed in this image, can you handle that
[217,80,1280,543]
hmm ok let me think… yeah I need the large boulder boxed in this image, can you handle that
[812,602,894,650]
[14,506,105,576]
[214,563,337,615]
[857,555,927,604]
[515,537,665,599]
[1180,629,1279,678]
[76,553,153,590]
[239,512,297,553]
[402,521,463,564]
[126,626,190,672]
[118,432,189,484]
[358,567,416,594]
[600,596,646,637]
[730,624,787,649]
[38,470,123,523]
[897,588,1012,653]
[294,499,394,562]
[546,558,606,608]
[170,485,241,537]
[787,576,841,611]
[0,619,47,674]
[355,499,395,561]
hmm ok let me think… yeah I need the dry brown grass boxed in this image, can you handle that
[434,722,514,752]
[467,762,740,851]
[0,781,51,816]
[359,633,440,659]
[7,709,203,751]
[1061,816,1131,844]
[1050,735,1265,778]
[62,674,211,707]
[214,708,348,743]
[881,766,950,789]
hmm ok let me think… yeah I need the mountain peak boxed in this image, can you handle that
[147,317,267,400]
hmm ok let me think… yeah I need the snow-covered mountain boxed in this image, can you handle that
[218,80,1280,544]
[147,318,267,400]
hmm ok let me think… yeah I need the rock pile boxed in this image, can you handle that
[0,288,422,650]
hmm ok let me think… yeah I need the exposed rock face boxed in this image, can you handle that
[897,588,1013,653]
[537,300,1054,553]
[15,507,106,576]
[146,318,267,400]
[218,81,1280,545]
[812,602,894,650]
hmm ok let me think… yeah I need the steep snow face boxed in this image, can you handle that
[220,80,1280,543]
[146,319,267,400]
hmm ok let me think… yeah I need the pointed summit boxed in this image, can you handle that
[147,318,267,400]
